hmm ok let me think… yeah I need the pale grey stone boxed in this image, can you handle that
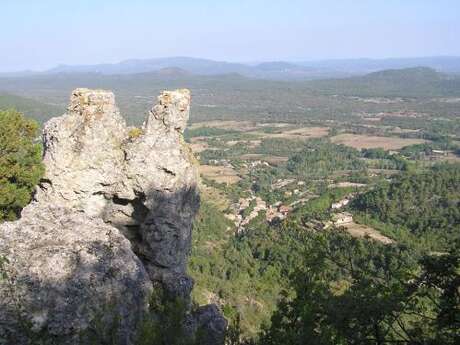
[0,88,225,344]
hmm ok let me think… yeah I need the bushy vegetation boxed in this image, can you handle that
[400,139,459,160]
[259,232,460,345]
[292,187,355,222]
[184,127,239,140]
[352,164,460,250]
[287,140,366,178]
[192,184,460,344]
[189,197,334,338]
[0,109,44,221]
[190,131,460,343]
[128,127,144,139]
[254,138,306,156]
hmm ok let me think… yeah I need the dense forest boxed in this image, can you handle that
[286,140,366,179]
[352,164,460,250]
[187,124,460,343]
[258,232,460,345]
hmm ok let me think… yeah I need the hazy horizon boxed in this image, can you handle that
[1,0,459,72]
[5,55,460,74]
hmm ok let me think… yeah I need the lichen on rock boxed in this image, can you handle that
[0,88,226,344]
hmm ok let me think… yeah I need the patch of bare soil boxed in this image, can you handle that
[189,120,257,131]
[199,165,241,184]
[247,126,329,141]
[342,222,394,244]
[330,133,427,150]
[190,141,209,153]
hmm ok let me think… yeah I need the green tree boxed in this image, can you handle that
[0,109,44,221]
[352,164,460,251]
[417,240,460,344]
[259,232,460,345]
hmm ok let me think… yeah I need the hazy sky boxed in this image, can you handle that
[1,0,459,72]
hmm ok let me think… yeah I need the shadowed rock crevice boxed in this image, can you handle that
[104,193,148,248]
[0,88,226,344]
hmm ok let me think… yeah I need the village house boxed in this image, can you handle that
[324,212,354,229]
[332,212,353,226]
[279,205,292,215]
[331,198,350,209]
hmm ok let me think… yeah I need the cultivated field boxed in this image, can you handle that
[199,165,241,184]
[189,120,259,131]
[247,126,329,140]
[189,121,329,141]
[330,133,426,150]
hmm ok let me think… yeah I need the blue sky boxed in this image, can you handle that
[1,0,459,71]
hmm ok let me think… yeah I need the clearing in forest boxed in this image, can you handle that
[342,222,394,244]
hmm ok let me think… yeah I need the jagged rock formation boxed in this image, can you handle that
[0,88,226,344]
[37,88,198,293]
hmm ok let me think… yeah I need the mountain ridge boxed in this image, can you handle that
[4,56,460,80]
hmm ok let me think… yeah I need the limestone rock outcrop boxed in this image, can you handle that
[0,88,226,344]
[36,88,198,290]
[0,205,152,344]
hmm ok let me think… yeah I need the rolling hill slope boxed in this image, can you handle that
[309,67,460,97]
[0,93,63,124]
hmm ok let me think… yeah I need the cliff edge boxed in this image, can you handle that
[0,88,226,344]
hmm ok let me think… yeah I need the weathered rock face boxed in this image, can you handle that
[0,204,152,344]
[37,88,199,285]
[38,88,129,216]
[0,88,226,344]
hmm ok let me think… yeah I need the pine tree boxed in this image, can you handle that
[0,109,44,221]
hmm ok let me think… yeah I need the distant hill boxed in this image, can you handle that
[47,57,252,76]
[154,67,191,77]
[363,66,443,81]
[249,61,346,79]
[308,67,460,97]
[3,56,460,81]
[297,56,460,75]
[0,93,63,124]
[32,57,344,80]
